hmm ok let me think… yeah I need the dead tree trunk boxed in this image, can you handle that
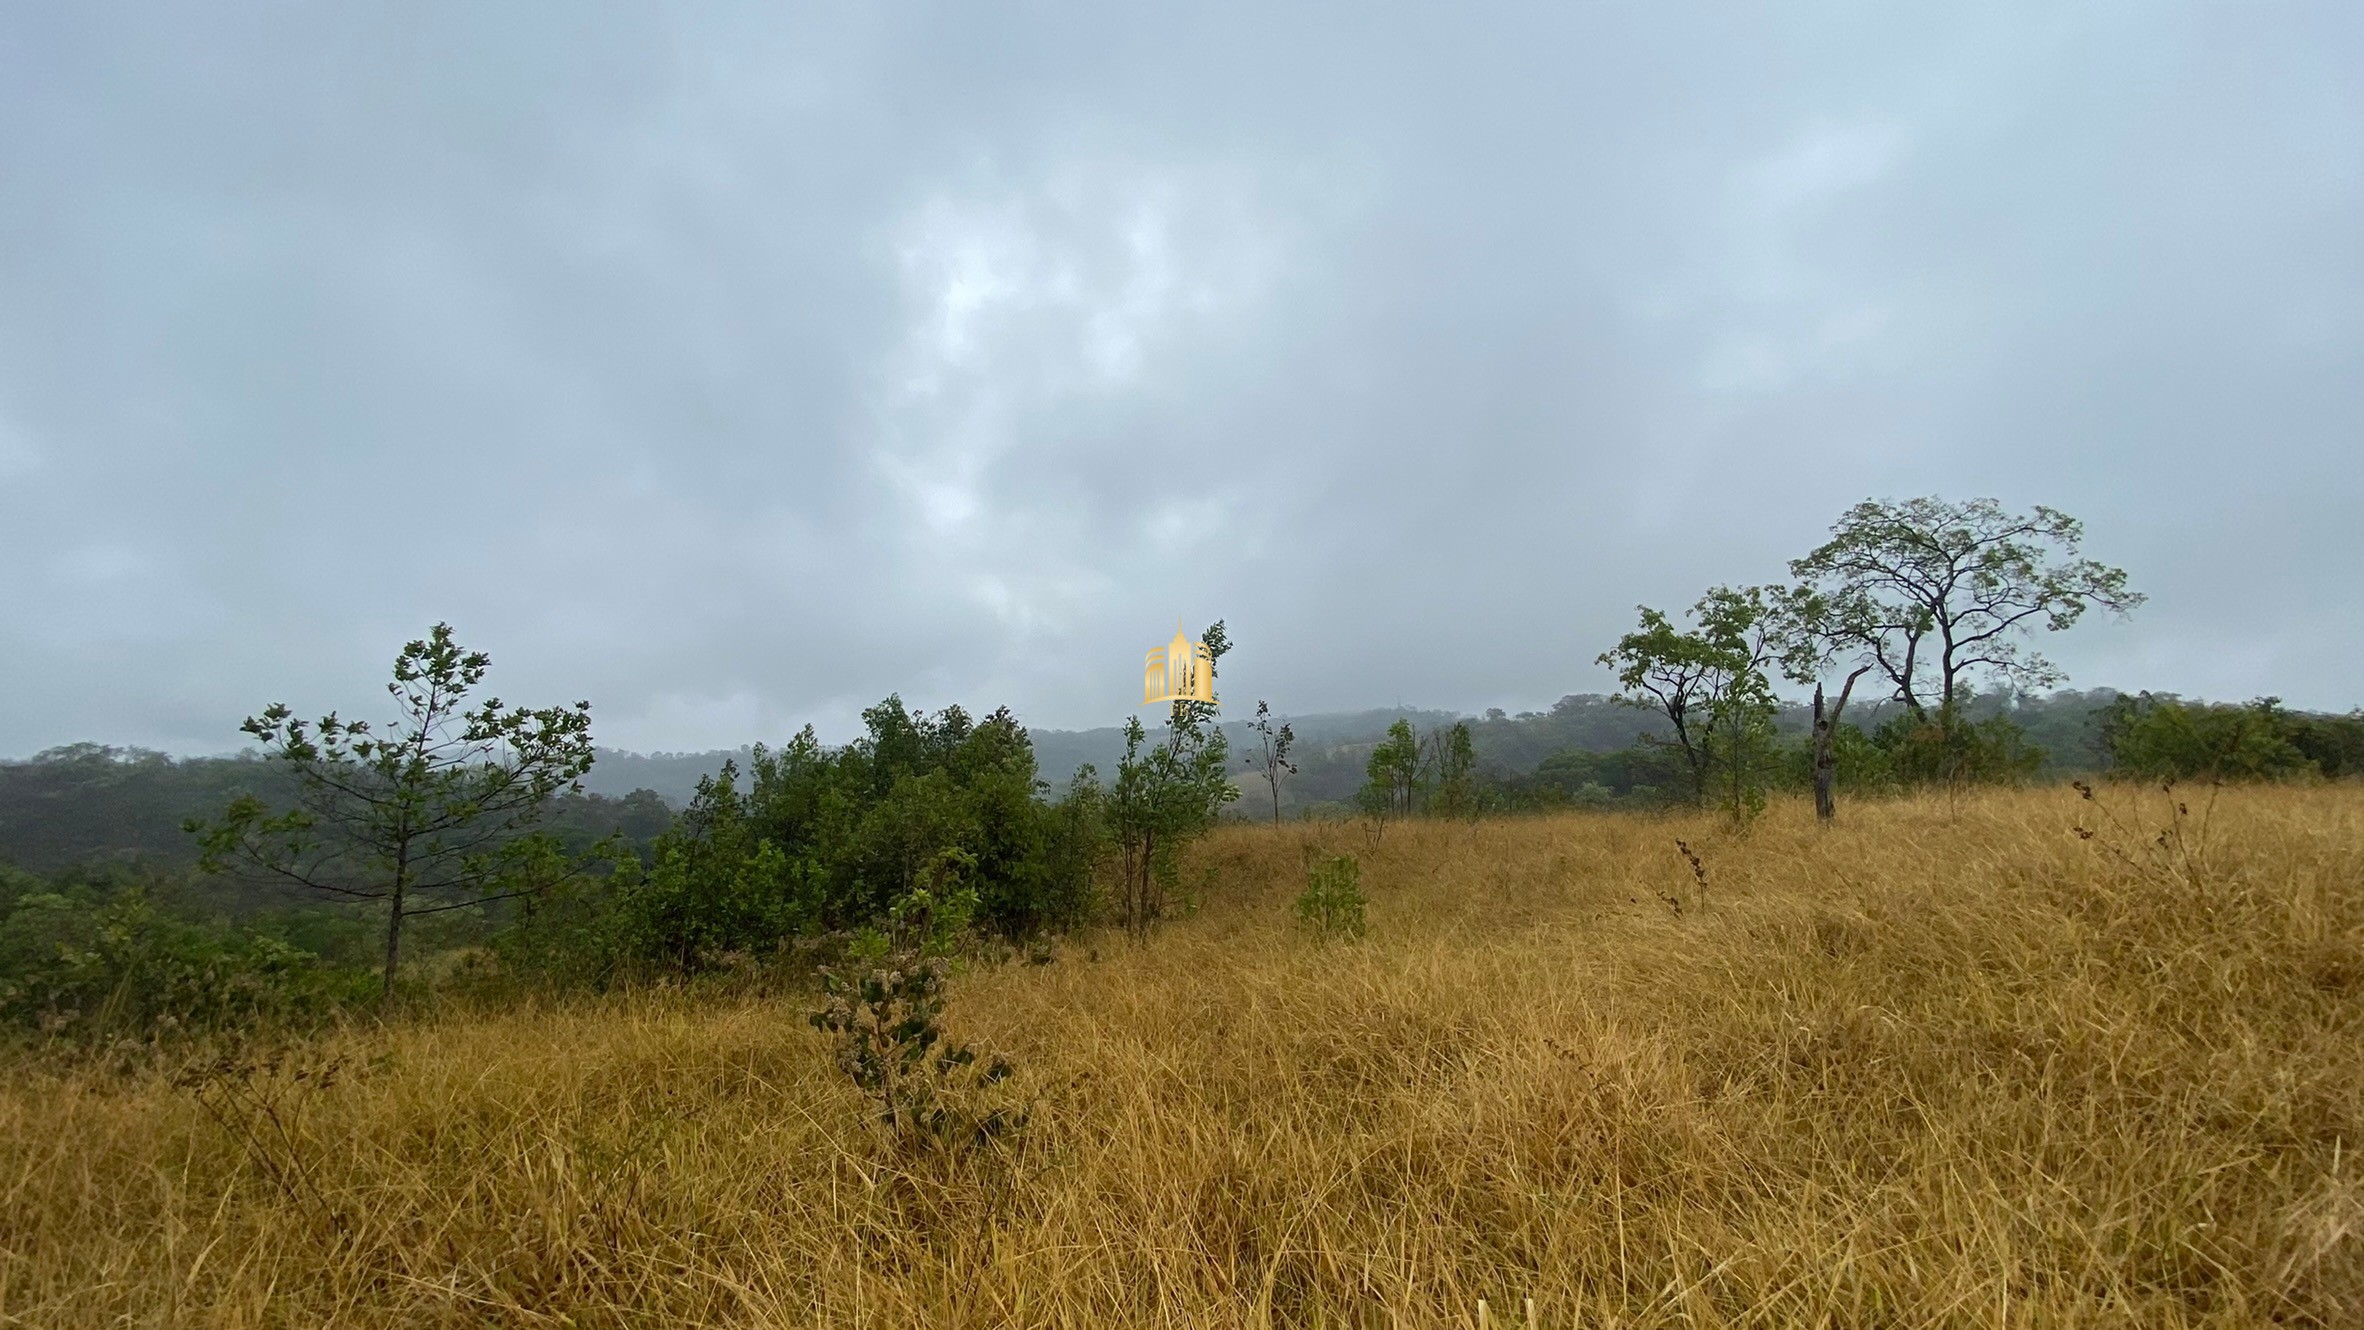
[1812,666,1872,824]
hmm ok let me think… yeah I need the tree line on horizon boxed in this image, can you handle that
[5,496,2363,1045]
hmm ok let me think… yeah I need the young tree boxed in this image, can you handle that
[1108,622,1237,936]
[1696,586,1798,825]
[1163,620,1228,759]
[189,624,599,999]
[1789,498,2142,772]
[1599,586,1799,812]
[1421,720,1478,818]
[1356,718,1422,836]
[1597,606,1718,801]
[1245,699,1297,824]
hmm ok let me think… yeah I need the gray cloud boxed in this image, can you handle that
[2,2,2358,755]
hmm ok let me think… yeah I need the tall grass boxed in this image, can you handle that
[3,785,2359,1327]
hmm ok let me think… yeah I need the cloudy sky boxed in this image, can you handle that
[1,3,2357,756]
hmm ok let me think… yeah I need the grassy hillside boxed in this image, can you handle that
[4,785,2359,1327]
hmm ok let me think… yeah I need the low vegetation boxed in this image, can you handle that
[4,785,2361,1326]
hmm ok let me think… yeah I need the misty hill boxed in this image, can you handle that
[0,744,669,880]
[575,707,1466,806]
[577,689,2129,808]
[0,687,2144,875]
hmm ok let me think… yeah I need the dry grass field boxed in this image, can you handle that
[3,785,2360,1328]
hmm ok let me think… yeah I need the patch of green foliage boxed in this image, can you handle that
[2099,694,2364,782]
[502,696,1108,983]
[0,863,370,1044]
[809,955,1017,1145]
[1293,853,1367,941]
[808,883,1018,1147]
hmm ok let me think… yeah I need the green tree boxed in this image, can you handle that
[188,624,600,999]
[1355,718,1422,836]
[1108,622,1237,937]
[2098,694,2316,781]
[1599,586,1799,815]
[1245,700,1298,824]
[1421,720,1478,818]
[1789,497,2141,779]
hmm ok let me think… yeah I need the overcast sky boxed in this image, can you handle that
[1,2,2358,757]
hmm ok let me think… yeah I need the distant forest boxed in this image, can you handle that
[582,687,2128,810]
[0,685,2148,876]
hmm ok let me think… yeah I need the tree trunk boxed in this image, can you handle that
[1731,725,1747,823]
[1812,667,1870,824]
[382,874,406,999]
[1672,717,1709,804]
[1811,685,1836,822]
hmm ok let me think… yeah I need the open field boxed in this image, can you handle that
[3,785,2360,1328]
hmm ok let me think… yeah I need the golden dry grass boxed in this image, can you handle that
[4,785,2362,1328]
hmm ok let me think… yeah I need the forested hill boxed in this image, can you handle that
[578,689,2126,806]
[577,703,1594,805]
[574,708,1470,805]
[0,745,670,878]
[0,689,2130,875]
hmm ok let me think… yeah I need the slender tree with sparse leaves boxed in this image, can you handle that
[1246,699,1297,825]
[1421,720,1478,818]
[1108,622,1237,937]
[188,624,602,999]
[1356,718,1421,838]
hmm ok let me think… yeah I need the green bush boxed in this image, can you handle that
[498,697,1108,984]
[809,886,1017,1147]
[1871,711,2045,787]
[1293,854,1367,941]
[2099,694,2326,781]
[0,868,366,1043]
[2288,709,2364,778]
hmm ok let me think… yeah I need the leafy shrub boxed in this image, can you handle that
[0,871,365,1043]
[498,697,1108,984]
[1871,711,2045,787]
[1778,720,1898,793]
[2286,709,2364,778]
[809,957,1015,1143]
[808,890,1015,1146]
[1294,854,1367,941]
[2100,694,2318,781]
